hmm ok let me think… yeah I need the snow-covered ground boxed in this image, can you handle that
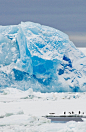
[0,87,86,132]
[0,47,86,132]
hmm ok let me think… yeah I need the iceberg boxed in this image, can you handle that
[0,21,86,92]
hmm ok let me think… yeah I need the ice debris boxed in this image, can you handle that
[0,21,86,92]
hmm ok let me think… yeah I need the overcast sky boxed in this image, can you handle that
[0,0,86,46]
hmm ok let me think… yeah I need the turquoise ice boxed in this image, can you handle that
[0,21,86,92]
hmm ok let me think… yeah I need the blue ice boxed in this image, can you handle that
[0,21,86,92]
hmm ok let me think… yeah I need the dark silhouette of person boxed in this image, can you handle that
[79,111,80,114]
[72,111,74,114]
[64,112,66,115]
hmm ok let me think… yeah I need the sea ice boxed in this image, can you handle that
[0,21,86,92]
[0,88,86,131]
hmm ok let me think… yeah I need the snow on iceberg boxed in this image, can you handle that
[0,21,86,92]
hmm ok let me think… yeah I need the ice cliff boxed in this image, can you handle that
[0,21,86,92]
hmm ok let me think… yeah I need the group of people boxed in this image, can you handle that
[64,111,84,115]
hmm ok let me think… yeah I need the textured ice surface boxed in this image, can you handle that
[0,21,86,92]
[0,88,86,131]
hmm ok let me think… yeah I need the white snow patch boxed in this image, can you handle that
[78,47,86,56]
[0,88,86,131]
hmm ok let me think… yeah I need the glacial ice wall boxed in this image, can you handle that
[0,21,86,92]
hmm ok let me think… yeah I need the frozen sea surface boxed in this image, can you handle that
[0,87,86,131]
[0,22,86,131]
